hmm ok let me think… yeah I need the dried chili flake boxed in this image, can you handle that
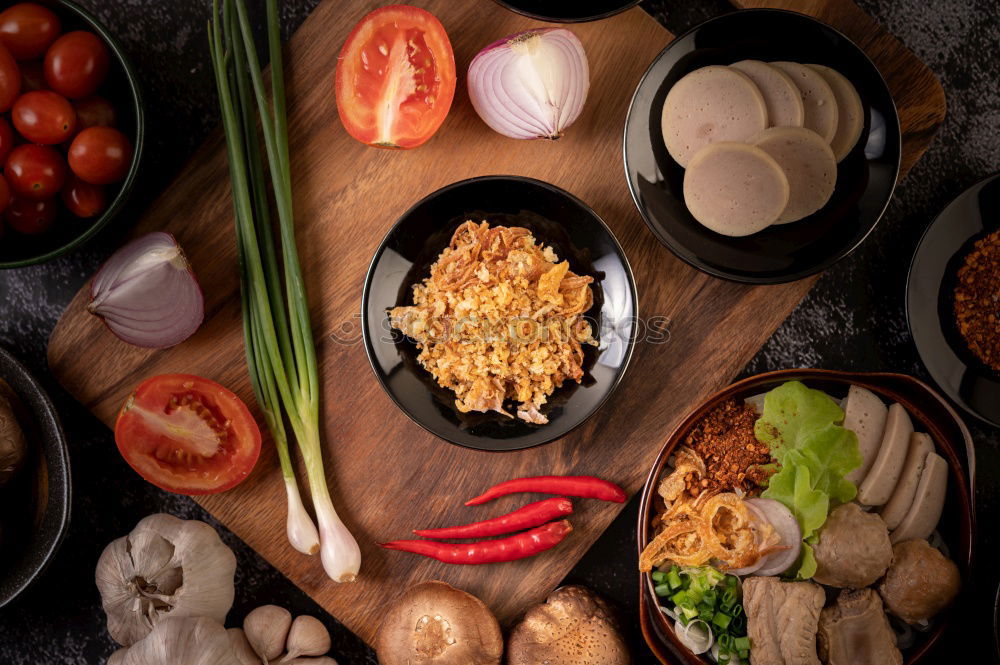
[954,228,1000,372]
[683,398,773,495]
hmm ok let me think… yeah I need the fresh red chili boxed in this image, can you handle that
[413,497,573,539]
[381,520,573,564]
[464,475,627,506]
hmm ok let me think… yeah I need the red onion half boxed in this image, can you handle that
[468,28,589,140]
[88,232,204,348]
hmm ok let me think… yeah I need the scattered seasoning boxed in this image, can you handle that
[684,398,772,495]
[954,228,1000,372]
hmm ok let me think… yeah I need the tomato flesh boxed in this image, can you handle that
[115,374,262,495]
[335,5,455,149]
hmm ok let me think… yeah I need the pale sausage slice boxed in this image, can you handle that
[880,433,934,530]
[750,127,837,224]
[891,453,948,544]
[808,64,864,162]
[661,65,768,168]
[771,61,839,144]
[842,385,889,486]
[731,60,805,128]
[858,403,914,506]
[683,142,789,236]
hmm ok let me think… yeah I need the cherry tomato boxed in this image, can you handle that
[114,374,263,495]
[0,116,14,163]
[19,59,44,90]
[12,89,76,144]
[0,3,60,61]
[0,41,20,112]
[335,5,456,149]
[73,94,116,131]
[68,126,131,184]
[5,143,67,200]
[44,30,108,99]
[0,174,11,213]
[60,174,105,218]
[5,196,57,234]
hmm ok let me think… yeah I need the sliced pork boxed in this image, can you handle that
[744,576,824,665]
[817,588,901,665]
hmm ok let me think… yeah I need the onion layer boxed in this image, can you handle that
[746,497,802,576]
[88,232,205,348]
[467,28,589,140]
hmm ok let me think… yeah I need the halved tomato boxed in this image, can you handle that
[335,5,455,149]
[115,374,262,495]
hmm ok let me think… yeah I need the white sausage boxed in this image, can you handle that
[891,453,948,544]
[843,386,889,486]
[858,403,913,506]
[879,432,934,530]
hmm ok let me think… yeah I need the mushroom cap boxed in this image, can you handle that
[507,586,630,665]
[375,581,503,665]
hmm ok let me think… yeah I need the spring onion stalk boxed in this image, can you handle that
[208,0,361,581]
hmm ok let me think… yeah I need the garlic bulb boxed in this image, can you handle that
[281,615,331,661]
[96,514,237,646]
[244,604,292,661]
[284,658,339,665]
[227,628,260,665]
[107,649,127,665]
[119,617,241,665]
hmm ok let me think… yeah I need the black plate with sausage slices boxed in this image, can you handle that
[491,0,640,23]
[623,9,901,284]
[907,172,1000,427]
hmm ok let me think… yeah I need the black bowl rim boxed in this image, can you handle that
[0,0,146,269]
[491,0,641,23]
[622,7,903,285]
[905,170,1000,427]
[0,346,71,608]
[360,174,639,451]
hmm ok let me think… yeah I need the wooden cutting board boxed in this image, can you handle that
[47,0,943,645]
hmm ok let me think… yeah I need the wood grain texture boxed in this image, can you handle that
[47,0,943,646]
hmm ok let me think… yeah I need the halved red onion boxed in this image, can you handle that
[88,232,204,348]
[747,497,802,576]
[467,28,589,140]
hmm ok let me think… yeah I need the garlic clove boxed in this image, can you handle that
[228,628,262,665]
[281,615,331,661]
[107,648,127,665]
[119,616,241,665]
[244,605,293,661]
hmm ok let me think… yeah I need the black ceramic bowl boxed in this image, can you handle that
[0,0,144,268]
[624,9,901,284]
[0,347,70,608]
[907,172,1000,427]
[491,0,639,23]
[362,175,638,451]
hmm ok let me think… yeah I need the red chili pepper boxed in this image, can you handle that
[381,520,573,564]
[464,475,627,506]
[413,497,573,539]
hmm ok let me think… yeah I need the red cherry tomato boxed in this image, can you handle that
[0,174,11,213]
[19,59,44,90]
[72,94,116,131]
[12,89,76,144]
[5,196,57,234]
[60,174,105,218]
[0,3,61,61]
[0,116,14,163]
[44,30,108,99]
[5,143,67,199]
[68,126,131,184]
[0,41,20,112]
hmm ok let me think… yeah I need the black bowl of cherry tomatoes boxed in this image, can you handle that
[0,1,143,268]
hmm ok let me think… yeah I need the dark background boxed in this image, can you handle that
[1,0,998,663]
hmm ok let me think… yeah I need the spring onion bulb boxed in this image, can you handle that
[208,0,360,581]
[467,28,589,140]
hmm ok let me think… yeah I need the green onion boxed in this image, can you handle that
[667,567,683,589]
[734,636,751,651]
[654,583,671,597]
[651,571,668,583]
[208,0,361,582]
[712,612,732,630]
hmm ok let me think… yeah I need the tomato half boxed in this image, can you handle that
[335,5,455,149]
[114,374,262,495]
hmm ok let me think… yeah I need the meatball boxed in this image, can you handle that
[878,539,960,623]
[813,503,892,588]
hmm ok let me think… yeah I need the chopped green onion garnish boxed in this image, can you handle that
[654,583,671,597]
[652,571,668,583]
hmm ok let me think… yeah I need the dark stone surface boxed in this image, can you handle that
[0,0,996,663]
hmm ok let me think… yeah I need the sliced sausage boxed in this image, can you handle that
[857,403,913,506]
[879,432,934,530]
[842,386,888,486]
[770,61,839,144]
[807,64,864,162]
[730,60,805,128]
[891,453,948,544]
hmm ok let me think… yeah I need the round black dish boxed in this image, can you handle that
[907,172,1000,427]
[623,9,901,284]
[0,0,145,268]
[0,347,70,608]
[492,0,639,23]
[362,175,638,451]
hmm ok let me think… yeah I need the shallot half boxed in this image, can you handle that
[88,232,204,348]
[467,28,589,140]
